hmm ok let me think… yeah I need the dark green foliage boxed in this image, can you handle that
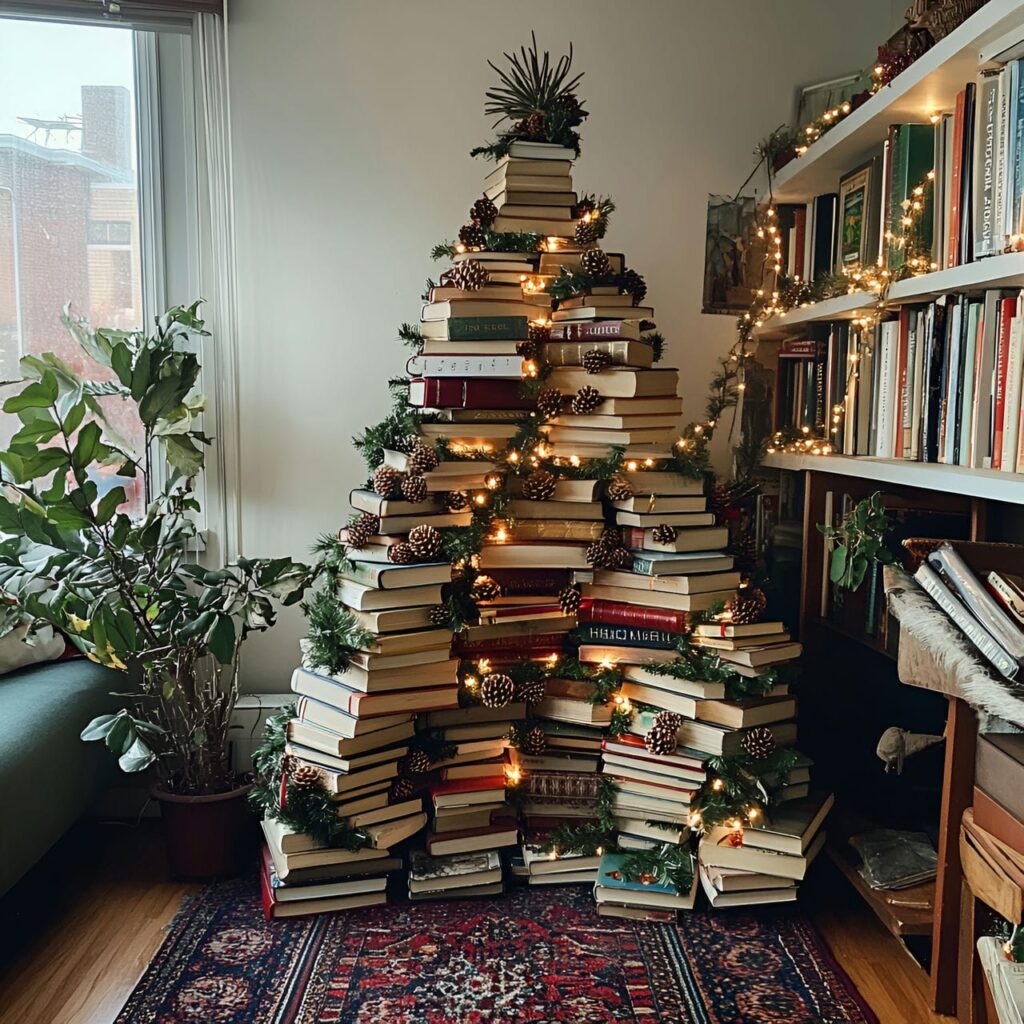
[300,588,374,675]
[575,193,615,237]
[421,278,437,302]
[619,843,694,893]
[398,323,425,354]
[817,491,894,592]
[646,331,665,363]
[692,747,801,833]
[352,395,424,471]
[558,445,625,481]
[546,268,624,303]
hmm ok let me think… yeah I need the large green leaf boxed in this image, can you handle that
[72,421,102,470]
[119,736,156,772]
[96,486,126,526]
[81,713,120,741]
[3,372,58,413]
[207,614,236,664]
[164,434,205,476]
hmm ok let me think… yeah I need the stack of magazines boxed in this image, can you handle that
[915,542,1024,680]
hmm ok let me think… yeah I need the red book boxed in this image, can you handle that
[484,568,572,595]
[454,633,568,657]
[408,377,534,410]
[948,89,966,268]
[779,338,820,359]
[260,846,277,920]
[578,598,690,633]
[993,297,1016,468]
[894,306,911,458]
[430,775,507,804]
[549,321,639,342]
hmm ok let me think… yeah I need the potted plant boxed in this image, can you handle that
[0,303,312,878]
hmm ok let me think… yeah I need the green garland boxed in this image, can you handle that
[431,231,545,261]
[690,747,800,833]
[398,322,425,354]
[300,587,374,675]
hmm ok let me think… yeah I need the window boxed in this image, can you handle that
[0,16,199,515]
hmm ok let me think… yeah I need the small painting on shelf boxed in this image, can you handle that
[702,194,772,314]
[837,159,880,272]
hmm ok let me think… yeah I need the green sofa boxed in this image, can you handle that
[0,658,115,896]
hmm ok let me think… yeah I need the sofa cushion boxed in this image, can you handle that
[0,658,116,896]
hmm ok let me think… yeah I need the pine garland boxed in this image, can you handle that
[398,322,424,354]
[300,588,374,675]
[619,843,695,893]
[690,747,801,833]
[431,231,545,261]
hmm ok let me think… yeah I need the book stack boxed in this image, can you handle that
[407,849,505,901]
[260,817,403,920]
[483,140,579,236]
[593,851,697,921]
[691,618,805,676]
[698,792,834,907]
[519,836,603,885]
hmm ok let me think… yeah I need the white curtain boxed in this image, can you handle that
[193,10,242,562]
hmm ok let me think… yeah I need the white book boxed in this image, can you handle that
[958,301,980,467]
[1002,312,1024,471]
[874,321,897,458]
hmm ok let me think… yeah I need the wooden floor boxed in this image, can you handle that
[0,821,954,1024]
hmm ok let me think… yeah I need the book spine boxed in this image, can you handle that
[407,355,525,378]
[483,568,573,595]
[446,316,530,341]
[454,633,568,656]
[993,298,1013,468]
[974,73,999,258]
[543,341,646,366]
[915,562,1018,678]
[579,599,689,632]
[1001,310,1024,472]
[409,377,534,410]
[949,90,966,267]
[987,572,1024,624]
[549,321,637,341]
[1015,60,1024,237]
[576,623,680,650]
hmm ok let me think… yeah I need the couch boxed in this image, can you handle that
[0,658,115,896]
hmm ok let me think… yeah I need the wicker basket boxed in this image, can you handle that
[918,0,989,41]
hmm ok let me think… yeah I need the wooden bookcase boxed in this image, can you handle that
[748,3,1024,1017]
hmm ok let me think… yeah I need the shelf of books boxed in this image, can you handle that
[773,0,1024,202]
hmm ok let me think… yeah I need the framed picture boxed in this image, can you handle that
[837,160,877,272]
[702,194,771,315]
[795,72,870,128]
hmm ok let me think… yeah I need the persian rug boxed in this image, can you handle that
[115,880,877,1024]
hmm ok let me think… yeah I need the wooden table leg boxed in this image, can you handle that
[931,696,977,1015]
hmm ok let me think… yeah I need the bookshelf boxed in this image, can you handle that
[772,0,1024,202]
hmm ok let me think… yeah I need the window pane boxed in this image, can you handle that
[0,19,144,511]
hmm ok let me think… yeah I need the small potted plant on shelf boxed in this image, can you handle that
[0,303,312,878]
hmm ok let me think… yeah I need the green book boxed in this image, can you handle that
[886,123,935,271]
[435,316,530,341]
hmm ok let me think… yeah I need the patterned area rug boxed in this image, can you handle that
[115,880,877,1023]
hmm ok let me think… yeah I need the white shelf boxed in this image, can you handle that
[773,0,1024,202]
[754,251,1024,338]
[762,451,1024,504]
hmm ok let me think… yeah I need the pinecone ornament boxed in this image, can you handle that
[279,753,299,776]
[586,538,614,569]
[580,248,611,276]
[481,672,515,708]
[571,385,601,414]
[443,490,469,511]
[610,545,634,569]
[516,339,538,360]
[520,723,547,755]
[582,348,612,374]
[620,268,648,304]
[389,777,414,801]
[559,583,582,615]
[645,712,682,756]
[471,574,502,601]
[470,195,498,227]
[372,464,402,498]
[401,474,428,503]
[444,259,489,292]
[517,676,546,704]
[407,442,440,474]
[408,524,443,560]
[536,387,564,418]
[652,523,677,545]
[428,604,450,627]
[574,220,598,247]
[521,469,556,500]
[404,749,433,775]
[344,514,376,550]
[741,725,777,761]
[388,541,415,564]
[728,586,767,625]
[606,476,633,501]
[528,321,551,345]
[458,223,486,250]
[290,763,323,792]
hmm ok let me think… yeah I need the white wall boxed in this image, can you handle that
[225,0,894,690]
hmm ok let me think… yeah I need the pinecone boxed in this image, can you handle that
[471,574,502,601]
[397,432,421,454]
[389,776,415,802]
[574,220,598,247]
[528,321,551,345]
[470,195,498,227]
[401,474,428,503]
[516,339,538,360]
[514,112,546,139]
[290,763,323,792]
[458,223,486,250]
[428,604,450,627]
[536,387,564,418]
[443,490,469,511]
[620,268,648,304]
[481,672,515,708]
[517,676,546,704]
[571,385,601,414]
[345,514,376,550]
[610,546,634,569]
[559,583,582,614]
[708,481,734,522]
[652,523,677,545]
[741,725,777,761]
[587,527,629,569]
[372,464,402,498]
[606,476,633,501]
[520,723,547,755]
[521,469,556,501]
[408,524,443,560]
[279,753,299,776]
[404,749,433,775]
[407,442,440,474]
[586,538,614,569]
[645,712,682,756]
[732,532,759,569]
[444,259,489,292]
[582,348,612,374]
[728,586,767,625]
[388,541,415,564]
[580,248,611,276]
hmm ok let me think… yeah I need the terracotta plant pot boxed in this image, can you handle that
[152,782,253,879]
